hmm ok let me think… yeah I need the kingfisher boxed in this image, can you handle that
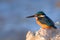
[26,11,57,29]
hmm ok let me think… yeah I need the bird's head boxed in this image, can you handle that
[26,11,46,18]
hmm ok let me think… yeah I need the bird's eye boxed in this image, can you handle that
[38,15,41,17]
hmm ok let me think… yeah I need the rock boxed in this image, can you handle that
[26,28,60,40]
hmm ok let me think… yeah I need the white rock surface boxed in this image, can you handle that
[26,28,60,40]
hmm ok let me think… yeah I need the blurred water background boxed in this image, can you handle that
[0,0,60,40]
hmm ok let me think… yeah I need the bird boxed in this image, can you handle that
[26,11,57,29]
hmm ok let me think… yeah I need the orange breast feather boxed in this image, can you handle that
[36,20,51,29]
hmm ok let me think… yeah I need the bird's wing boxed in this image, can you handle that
[39,16,55,26]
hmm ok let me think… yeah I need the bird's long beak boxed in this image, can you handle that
[26,15,37,18]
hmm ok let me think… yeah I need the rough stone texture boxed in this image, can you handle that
[26,28,60,40]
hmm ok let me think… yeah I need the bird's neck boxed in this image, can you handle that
[35,17,42,20]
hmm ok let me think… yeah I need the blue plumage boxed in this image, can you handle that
[38,16,57,29]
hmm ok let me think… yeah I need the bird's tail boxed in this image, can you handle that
[53,26,57,29]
